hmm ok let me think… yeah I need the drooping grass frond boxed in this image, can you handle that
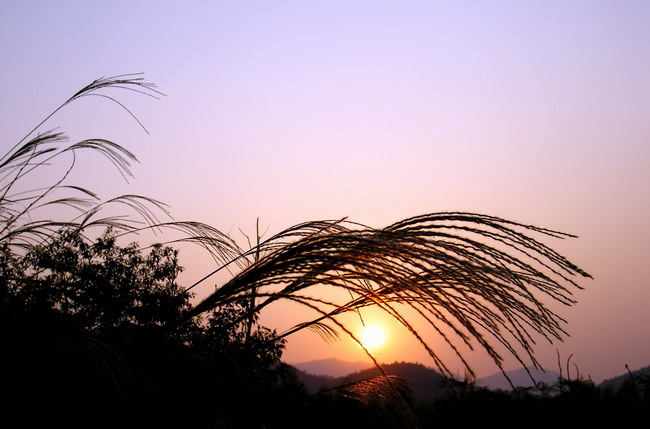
[291,321,341,344]
[1,220,77,251]
[63,139,139,181]
[3,73,163,163]
[336,375,411,404]
[334,375,419,427]
[0,131,66,172]
[0,75,238,264]
[183,219,351,293]
[125,220,248,271]
[187,213,591,379]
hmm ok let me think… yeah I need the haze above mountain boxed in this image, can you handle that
[293,358,370,378]
[292,358,559,390]
[476,366,560,390]
[292,360,449,400]
[291,358,650,392]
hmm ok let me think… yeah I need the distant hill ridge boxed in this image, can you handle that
[290,358,650,396]
[598,365,650,391]
[293,358,369,378]
[340,361,449,400]
[293,358,557,391]
[291,360,449,400]
[477,366,561,390]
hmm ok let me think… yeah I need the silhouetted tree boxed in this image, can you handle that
[5,228,188,333]
[0,228,288,428]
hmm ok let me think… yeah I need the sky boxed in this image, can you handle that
[1,1,649,383]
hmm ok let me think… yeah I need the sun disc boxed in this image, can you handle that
[360,325,386,349]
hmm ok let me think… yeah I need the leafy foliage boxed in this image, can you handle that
[199,302,285,367]
[5,228,188,335]
[0,228,289,428]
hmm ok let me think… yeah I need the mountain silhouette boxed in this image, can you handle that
[598,364,650,391]
[478,363,650,391]
[292,359,650,401]
[292,360,450,401]
[293,358,370,377]
[341,361,449,401]
[477,366,561,390]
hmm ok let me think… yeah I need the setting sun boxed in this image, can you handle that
[360,325,386,350]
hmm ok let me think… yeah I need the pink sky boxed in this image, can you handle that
[1,1,649,383]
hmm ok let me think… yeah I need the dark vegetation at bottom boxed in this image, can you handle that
[416,375,650,427]
[302,369,650,428]
[3,334,649,429]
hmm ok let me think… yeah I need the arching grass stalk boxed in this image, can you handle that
[0,74,243,266]
[186,213,591,379]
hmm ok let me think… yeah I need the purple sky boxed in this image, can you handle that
[2,1,649,383]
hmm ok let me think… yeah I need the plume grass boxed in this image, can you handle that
[187,213,591,379]
[0,74,238,262]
